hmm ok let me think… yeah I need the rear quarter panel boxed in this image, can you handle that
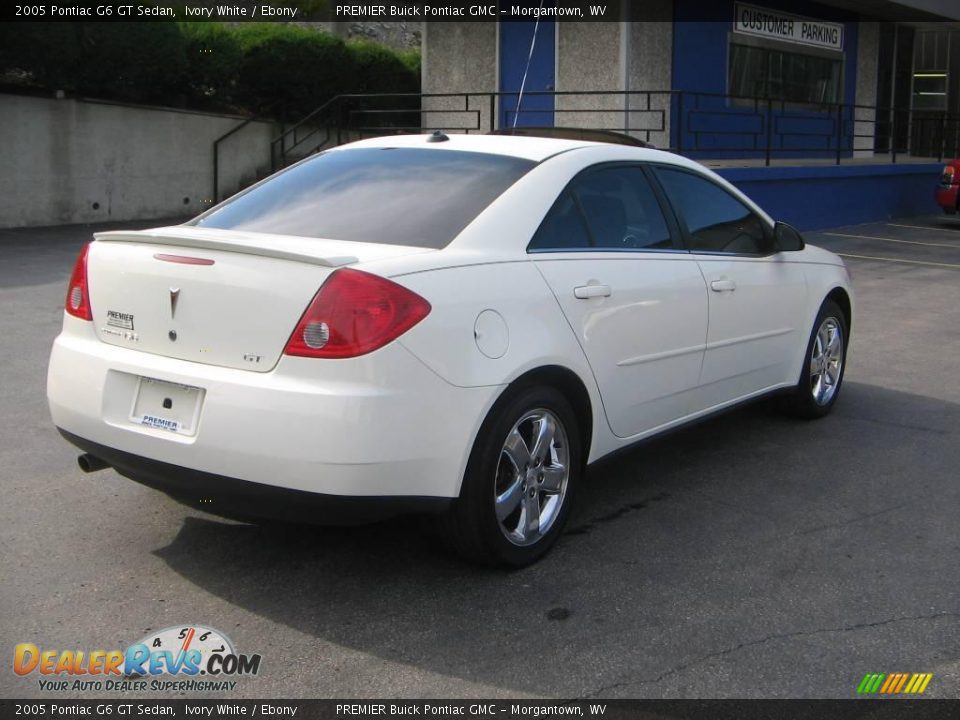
[394,262,612,463]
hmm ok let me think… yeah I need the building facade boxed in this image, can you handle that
[422,1,960,159]
[420,2,960,228]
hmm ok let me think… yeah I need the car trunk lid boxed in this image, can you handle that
[86,226,431,372]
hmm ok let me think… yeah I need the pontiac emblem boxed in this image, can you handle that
[169,288,180,319]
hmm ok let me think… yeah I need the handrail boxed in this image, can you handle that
[269,94,351,168]
[212,100,283,203]
[213,114,259,203]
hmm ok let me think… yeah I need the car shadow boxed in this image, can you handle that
[151,381,959,697]
[927,217,960,231]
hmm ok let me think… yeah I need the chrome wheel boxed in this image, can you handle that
[494,408,570,547]
[810,317,844,406]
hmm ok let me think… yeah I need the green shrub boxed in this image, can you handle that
[1,22,189,106]
[1,21,421,117]
[396,48,422,79]
[349,39,419,94]
[180,22,242,106]
[233,23,356,117]
[0,23,82,91]
[342,39,421,130]
[73,23,189,105]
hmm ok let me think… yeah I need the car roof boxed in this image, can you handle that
[334,132,667,163]
[488,127,652,148]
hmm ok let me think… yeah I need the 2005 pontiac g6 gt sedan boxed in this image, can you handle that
[48,133,852,566]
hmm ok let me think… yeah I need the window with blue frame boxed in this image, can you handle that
[729,43,842,105]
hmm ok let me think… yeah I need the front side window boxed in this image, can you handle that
[193,148,535,249]
[529,165,676,252]
[655,167,770,254]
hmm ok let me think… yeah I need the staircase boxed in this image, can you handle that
[211,91,484,202]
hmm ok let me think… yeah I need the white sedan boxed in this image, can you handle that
[48,133,852,566]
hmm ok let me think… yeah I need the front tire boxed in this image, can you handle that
[444,385,581,567]
[786,299,848,419]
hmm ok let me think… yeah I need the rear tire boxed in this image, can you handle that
[444,385,581,567]
[784,299,848,419]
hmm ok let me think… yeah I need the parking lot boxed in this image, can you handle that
[1,216,958,699]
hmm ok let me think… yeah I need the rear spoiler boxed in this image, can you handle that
[94,227,359,268]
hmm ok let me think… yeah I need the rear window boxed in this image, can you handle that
[193,147,535,249]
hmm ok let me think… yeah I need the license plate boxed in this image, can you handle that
[130,377,204,436]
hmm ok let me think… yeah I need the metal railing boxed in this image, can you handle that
[670,91,960,166]
[211,100,286,203]
[261,89,960,176]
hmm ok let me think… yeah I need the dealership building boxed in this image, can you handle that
[420,1,960,228]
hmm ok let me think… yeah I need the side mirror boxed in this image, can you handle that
[774,221,805,252]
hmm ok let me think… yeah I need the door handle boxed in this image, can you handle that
[710,279,737,292]
[574,284,611,299]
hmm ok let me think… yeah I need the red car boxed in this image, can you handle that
[936,160,960,214]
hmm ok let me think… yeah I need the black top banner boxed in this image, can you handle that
[2,0,960,22]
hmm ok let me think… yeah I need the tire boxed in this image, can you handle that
[444,385,581,567]
[785,299,848,419]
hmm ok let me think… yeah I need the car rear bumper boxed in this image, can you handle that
[48,316,500,502]
[59,429,451,524]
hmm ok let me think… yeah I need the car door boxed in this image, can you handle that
[652,166,808,409]
[531,164,709,439]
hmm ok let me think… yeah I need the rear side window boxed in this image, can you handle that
[193,148,535,249]
[530,192,592,250]
[575,167,674,250]
[654,167,770,254]
[529,165,676,252]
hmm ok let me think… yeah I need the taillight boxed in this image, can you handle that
[284,268,431,359]
[941,165,958,186]
[65,243,93,321]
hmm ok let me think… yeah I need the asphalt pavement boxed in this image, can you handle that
[1,215,958,699]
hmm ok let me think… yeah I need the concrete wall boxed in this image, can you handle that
[556,23,624,130]
[422,17,674,143]
[628,3,673,148]
[421,22,497,133]
[0,93,276,228]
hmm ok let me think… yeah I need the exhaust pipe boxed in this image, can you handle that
[78,453,110,473]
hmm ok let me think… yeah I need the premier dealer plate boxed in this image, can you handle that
[129,377,204,436]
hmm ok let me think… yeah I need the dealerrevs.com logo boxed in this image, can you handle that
[14,625,262,693]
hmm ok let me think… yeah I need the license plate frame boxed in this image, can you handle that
[129,377,205,436]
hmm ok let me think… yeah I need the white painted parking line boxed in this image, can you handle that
[824,232,960,249]
[886,223,960,232]
[837,252,960,269]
